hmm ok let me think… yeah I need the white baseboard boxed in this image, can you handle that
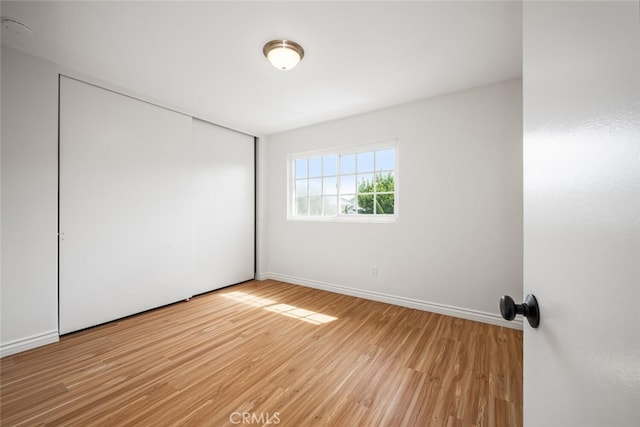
[264,273,523,330]
[1,330,59,358]
[255,272,270,281]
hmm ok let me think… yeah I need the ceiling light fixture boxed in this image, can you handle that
[263,40,304,71]
[1,17,33,36]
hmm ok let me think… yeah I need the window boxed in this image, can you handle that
[289,141,397,222]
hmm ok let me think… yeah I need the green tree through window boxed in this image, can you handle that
[357,173,395,214]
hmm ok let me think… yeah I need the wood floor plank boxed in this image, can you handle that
[0,280,522,426]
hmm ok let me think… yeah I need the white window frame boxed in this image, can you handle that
[287,139,399,223]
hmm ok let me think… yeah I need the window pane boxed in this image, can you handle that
[291,143,396,220]
[340,175,356,194]
[339,195,356,215]
[323,195,337,216]
[323,176,337,195]
[357,194,374,214]
[340,154,356,174]
[295,158,307,179]
[375,172,394,192]
[295,179,308,197]
[295,197,308,215]
[357,173,374,193]
[323,155,337,176]
[376,193,395,214]
[309,178,322,196]
[357,151,374,173]
[375,149,395,171]
[310,196,322,215]
[309,157,322,177]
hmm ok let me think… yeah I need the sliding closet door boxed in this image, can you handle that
[191,119,254,296]
[59,77,193,334]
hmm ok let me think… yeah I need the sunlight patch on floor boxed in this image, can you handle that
[222,291,337,325]
[223,291,276,307]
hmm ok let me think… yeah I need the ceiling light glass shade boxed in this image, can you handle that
[263,40,304,71]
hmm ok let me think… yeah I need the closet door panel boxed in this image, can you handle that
[191,118,254,295]
[59,77,193,334]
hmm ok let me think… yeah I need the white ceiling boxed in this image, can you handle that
[1,1,522,136]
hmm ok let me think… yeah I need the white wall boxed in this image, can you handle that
[263,79,523,327]
[1,47,59,354]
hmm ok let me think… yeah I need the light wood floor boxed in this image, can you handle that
[1,280,522,426]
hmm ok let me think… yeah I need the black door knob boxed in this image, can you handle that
[500,294,540,328]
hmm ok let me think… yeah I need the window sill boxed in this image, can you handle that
[287,215,398,224]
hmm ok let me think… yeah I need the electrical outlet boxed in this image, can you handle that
[371,266,378,277]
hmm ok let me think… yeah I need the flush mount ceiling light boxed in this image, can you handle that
[263,40,304,71]
[1,17,33,36]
